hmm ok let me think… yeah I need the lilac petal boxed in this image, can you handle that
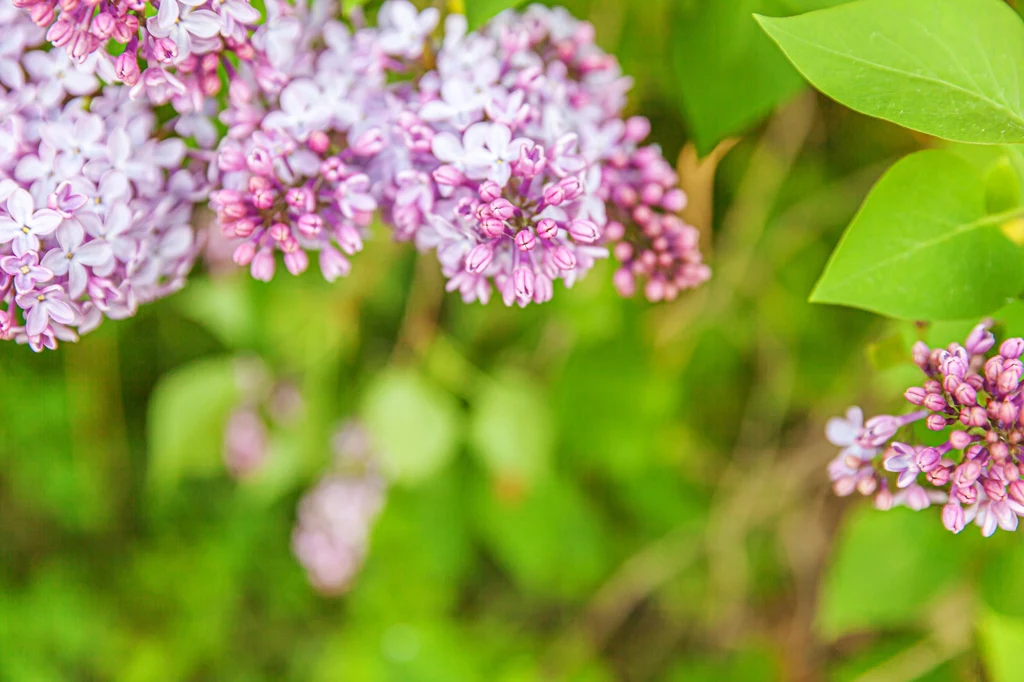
[46,297,75,325]
[26,303,49,336]
[486,123,512,155]
[183,10,224,38]
[897,468,919,489]
[56,220,85,252]
[884,453,914,473]
[41,248,70,276]
[431,133,462,163]
[826,415,858,447]
[29,209,62,235]
[0,217,21,243]
[68,262,88,298]
[76,239,114,268]
[6,189,33,225]
[156,0,179,30]
[463,122,491,152]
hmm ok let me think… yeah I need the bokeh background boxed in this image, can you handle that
[2,1,1023,680]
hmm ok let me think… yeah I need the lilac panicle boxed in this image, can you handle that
[1,5,205,351]
[827,322,1024,537]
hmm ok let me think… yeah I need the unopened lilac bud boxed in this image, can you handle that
[856,475,878,496]
[536,218,558,240]
[926,414,949,431]
[905,485,931,511]
[955,460,983,487]
[350,128,385,156]
[568,218,600,244]
[335,224,363,255]
[297,214,323,238]
[247,148,274,176]
[479,181,502,202]
[998,369,1021,394]
[308,130,330,154]
[284,249,309,276]
[490,198,516,221]
[998,400,1019,425]
[644,278,666,302]
[923,393,948,412]
[875,486,895,510]
[990,441,1010,464]
[433,165,465,188]
[624,116,651,142]
[942,503,966,534]
[1000,338,1024,359]
[90,12,115,39]
[905,386,928,405]
[928,465,951,486]
[661,188,687,213]
[232,241,256,266]
[861,415,900,447]
[916,447,941,472]
[543,182,566,206]
[942,374,961,393]
[833,476,857,497]
[533,273,553,303]
[551,246,576,271]
[983,477,1007,501]
[250,249,276,281]
[965,323,996,355]
[613,268,636,297]
[512,266,534,301]
[319,247,351,282]
[465,243,494,274]
[1009,480,1024,505]
[953,383,977,406]
[949,430,973,450]
[480,218,505,238]
[515,230,536,252]
[557,177,582,201]
[605,221,625,241]
[912,341,931,369]
[114,52,140,85]
[957,484,978,506]
[968,406,989,428]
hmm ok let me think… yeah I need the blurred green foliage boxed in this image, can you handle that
[3,1,1024,681]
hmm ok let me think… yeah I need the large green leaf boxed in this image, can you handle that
[757,0,1024,143]
[360,368,464,485]
[811,150,1024,321]
[670,0,849,155]
[147,357,241,492]
[817,506,973,638]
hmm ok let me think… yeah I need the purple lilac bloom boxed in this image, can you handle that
[826,322,1024,537]
[0,16,206,351]
[10,0,260,113]
[292,421,385,595]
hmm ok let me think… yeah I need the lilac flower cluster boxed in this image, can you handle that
[207,1,710,305]
[11,0,260,115]
[1,4,204,350]
[827,322,1024,537]
[3,0,711,350]
[292,421,385,594]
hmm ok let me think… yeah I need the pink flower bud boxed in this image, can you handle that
[297,214,323,238]
[948,430,973,450]
[926,414,948,431]
[350,128,385,156]
[955,460,983,488]
[335,224,363,255]
[490,198,516,221]
[874,486,894,510]
[308,131,330,154]
[1000,338,1024,358]
[613,268,636,297]
[1009,480,1024,505]
[247,148,274,176]
[319,247,351,282]
[232,241,256,266]
[250,248,276,281]
[90,12,115,39]
[953,383,977,406]
[284,249,309,275]
[433,165,465,188]
[942,503,966,533]
[568,218,600,244]
[624,116,651,143]
[905,386,928,405]
[543,183,566,206]
[613,242,632,262]
[114,52,140,86]
[661,188,687,213]
[464,243,494,274]
[533,273,553,303]
[478,180,502,202]
[605,221,625,241]
[512,266,534,301]
[515,230,536,252]
[965,323,996,355]
[551,246,576,271]
[536,218,558,240]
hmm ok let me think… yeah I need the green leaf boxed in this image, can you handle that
[817,506,973,638]
[978,609,1024,682]
[360,368,464,485]
[464,0,525,30]
[147,356,241,492]
[468,369,553,485]
[756,0,1024,143]
[670,0,849,155]
[811,150,1024,321]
